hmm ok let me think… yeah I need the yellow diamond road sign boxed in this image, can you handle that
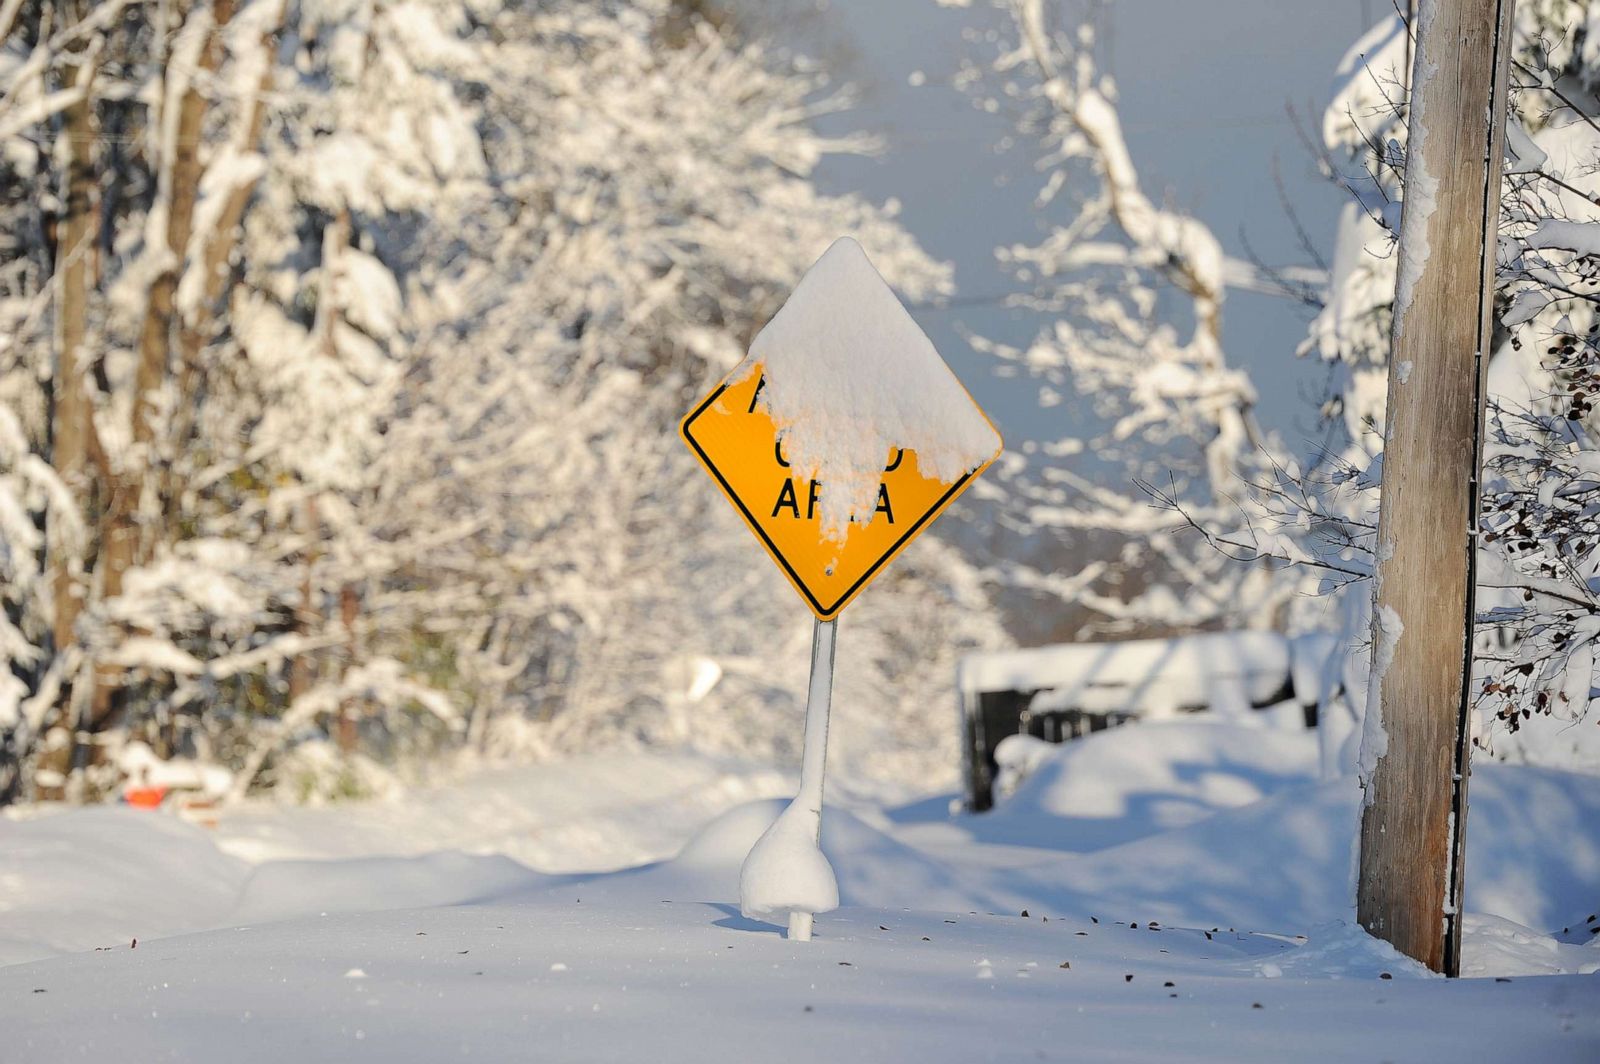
[681,366,999,621]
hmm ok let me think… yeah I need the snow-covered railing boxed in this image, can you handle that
[958,631,1336,810]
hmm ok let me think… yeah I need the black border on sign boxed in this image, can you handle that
[681,381,977,620]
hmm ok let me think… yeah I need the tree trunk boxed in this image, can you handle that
[336,582,359,752]
[89,1,237,741]
[49,37,99,659]
[105,0,233,601]
[288,495,320,704]
[167,0,282,528]
[1356,0,1515,977]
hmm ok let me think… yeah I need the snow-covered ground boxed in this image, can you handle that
[3,724,1598,1061]
[0,752,794,964]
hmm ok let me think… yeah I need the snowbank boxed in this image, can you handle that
[0,810,248,965]
[547,798,1010,918]
[235,852,543,926]
[0,752,788,965]
[7,733,1598,972]
[978,721,1319,851]
[213,751,790,870]
[8,743,1592,1058]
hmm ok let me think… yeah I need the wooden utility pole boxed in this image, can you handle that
[1357,0,1515,976]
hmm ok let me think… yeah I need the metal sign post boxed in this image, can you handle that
[786,617,837,942]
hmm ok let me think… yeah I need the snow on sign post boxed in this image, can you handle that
[680,237,1002,941]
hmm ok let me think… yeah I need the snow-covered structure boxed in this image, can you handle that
[958,631,1335,809]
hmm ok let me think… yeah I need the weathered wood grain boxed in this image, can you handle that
[1357,0,1516,976]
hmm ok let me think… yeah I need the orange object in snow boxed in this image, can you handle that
[123,786,168,809]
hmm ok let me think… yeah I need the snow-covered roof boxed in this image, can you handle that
[957,632,1306,719]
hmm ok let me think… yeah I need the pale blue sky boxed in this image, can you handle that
[739,0,1383,457]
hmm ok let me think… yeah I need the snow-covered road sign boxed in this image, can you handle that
[681,371,988,620]
[679,238,1000,621]
[683,238,1001,938]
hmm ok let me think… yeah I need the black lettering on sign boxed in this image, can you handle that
[772,478,800,518]
[884,449,904,473]
[769,476,892,524]
[748,376,767,414]
[774,439,789,468]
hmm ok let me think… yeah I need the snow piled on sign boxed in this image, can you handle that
[742,237,1001,541]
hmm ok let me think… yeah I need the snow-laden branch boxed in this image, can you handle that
[966,0,1289,633]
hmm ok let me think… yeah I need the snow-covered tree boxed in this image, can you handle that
[0,0,1005,802]
[959,0,1303,638]
[957,1,1600,774]
[354,1,1000,784]
[1300,4,1600,772]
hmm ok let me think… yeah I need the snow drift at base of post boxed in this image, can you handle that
[738,806,839,940]
[739,618,840,940]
